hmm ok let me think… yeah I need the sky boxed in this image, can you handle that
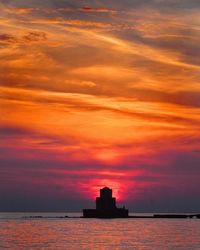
[0,0,200,212]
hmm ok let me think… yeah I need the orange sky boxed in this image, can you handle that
[0,0,200,212]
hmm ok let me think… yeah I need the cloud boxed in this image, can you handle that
[0,0,200,211]
[0,129,200,211]
[79,7,117,14]
[0,34,16,41]
[0,33,17,46]
[22,31,47,42]
[0,31,48,48]
[1,86,200,129]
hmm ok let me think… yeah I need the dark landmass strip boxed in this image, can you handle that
[130,214,200,219]
[21,214,200,219]
[23,216,69,219]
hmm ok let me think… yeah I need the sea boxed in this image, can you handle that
[0,213,200,250]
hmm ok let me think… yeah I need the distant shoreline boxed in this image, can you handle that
[21,213,200,219]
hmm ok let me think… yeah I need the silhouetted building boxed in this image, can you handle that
[83,187,129,218]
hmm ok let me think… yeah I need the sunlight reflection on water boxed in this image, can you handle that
[0,213,200,250]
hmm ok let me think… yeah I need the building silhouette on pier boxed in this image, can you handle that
[83,187,129,218]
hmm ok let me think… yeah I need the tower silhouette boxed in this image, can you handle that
[96,187,116,210]
[83,187,129,218]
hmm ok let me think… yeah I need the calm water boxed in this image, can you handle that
[0,213,200,250]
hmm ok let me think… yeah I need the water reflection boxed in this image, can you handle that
[0,215,200,250]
